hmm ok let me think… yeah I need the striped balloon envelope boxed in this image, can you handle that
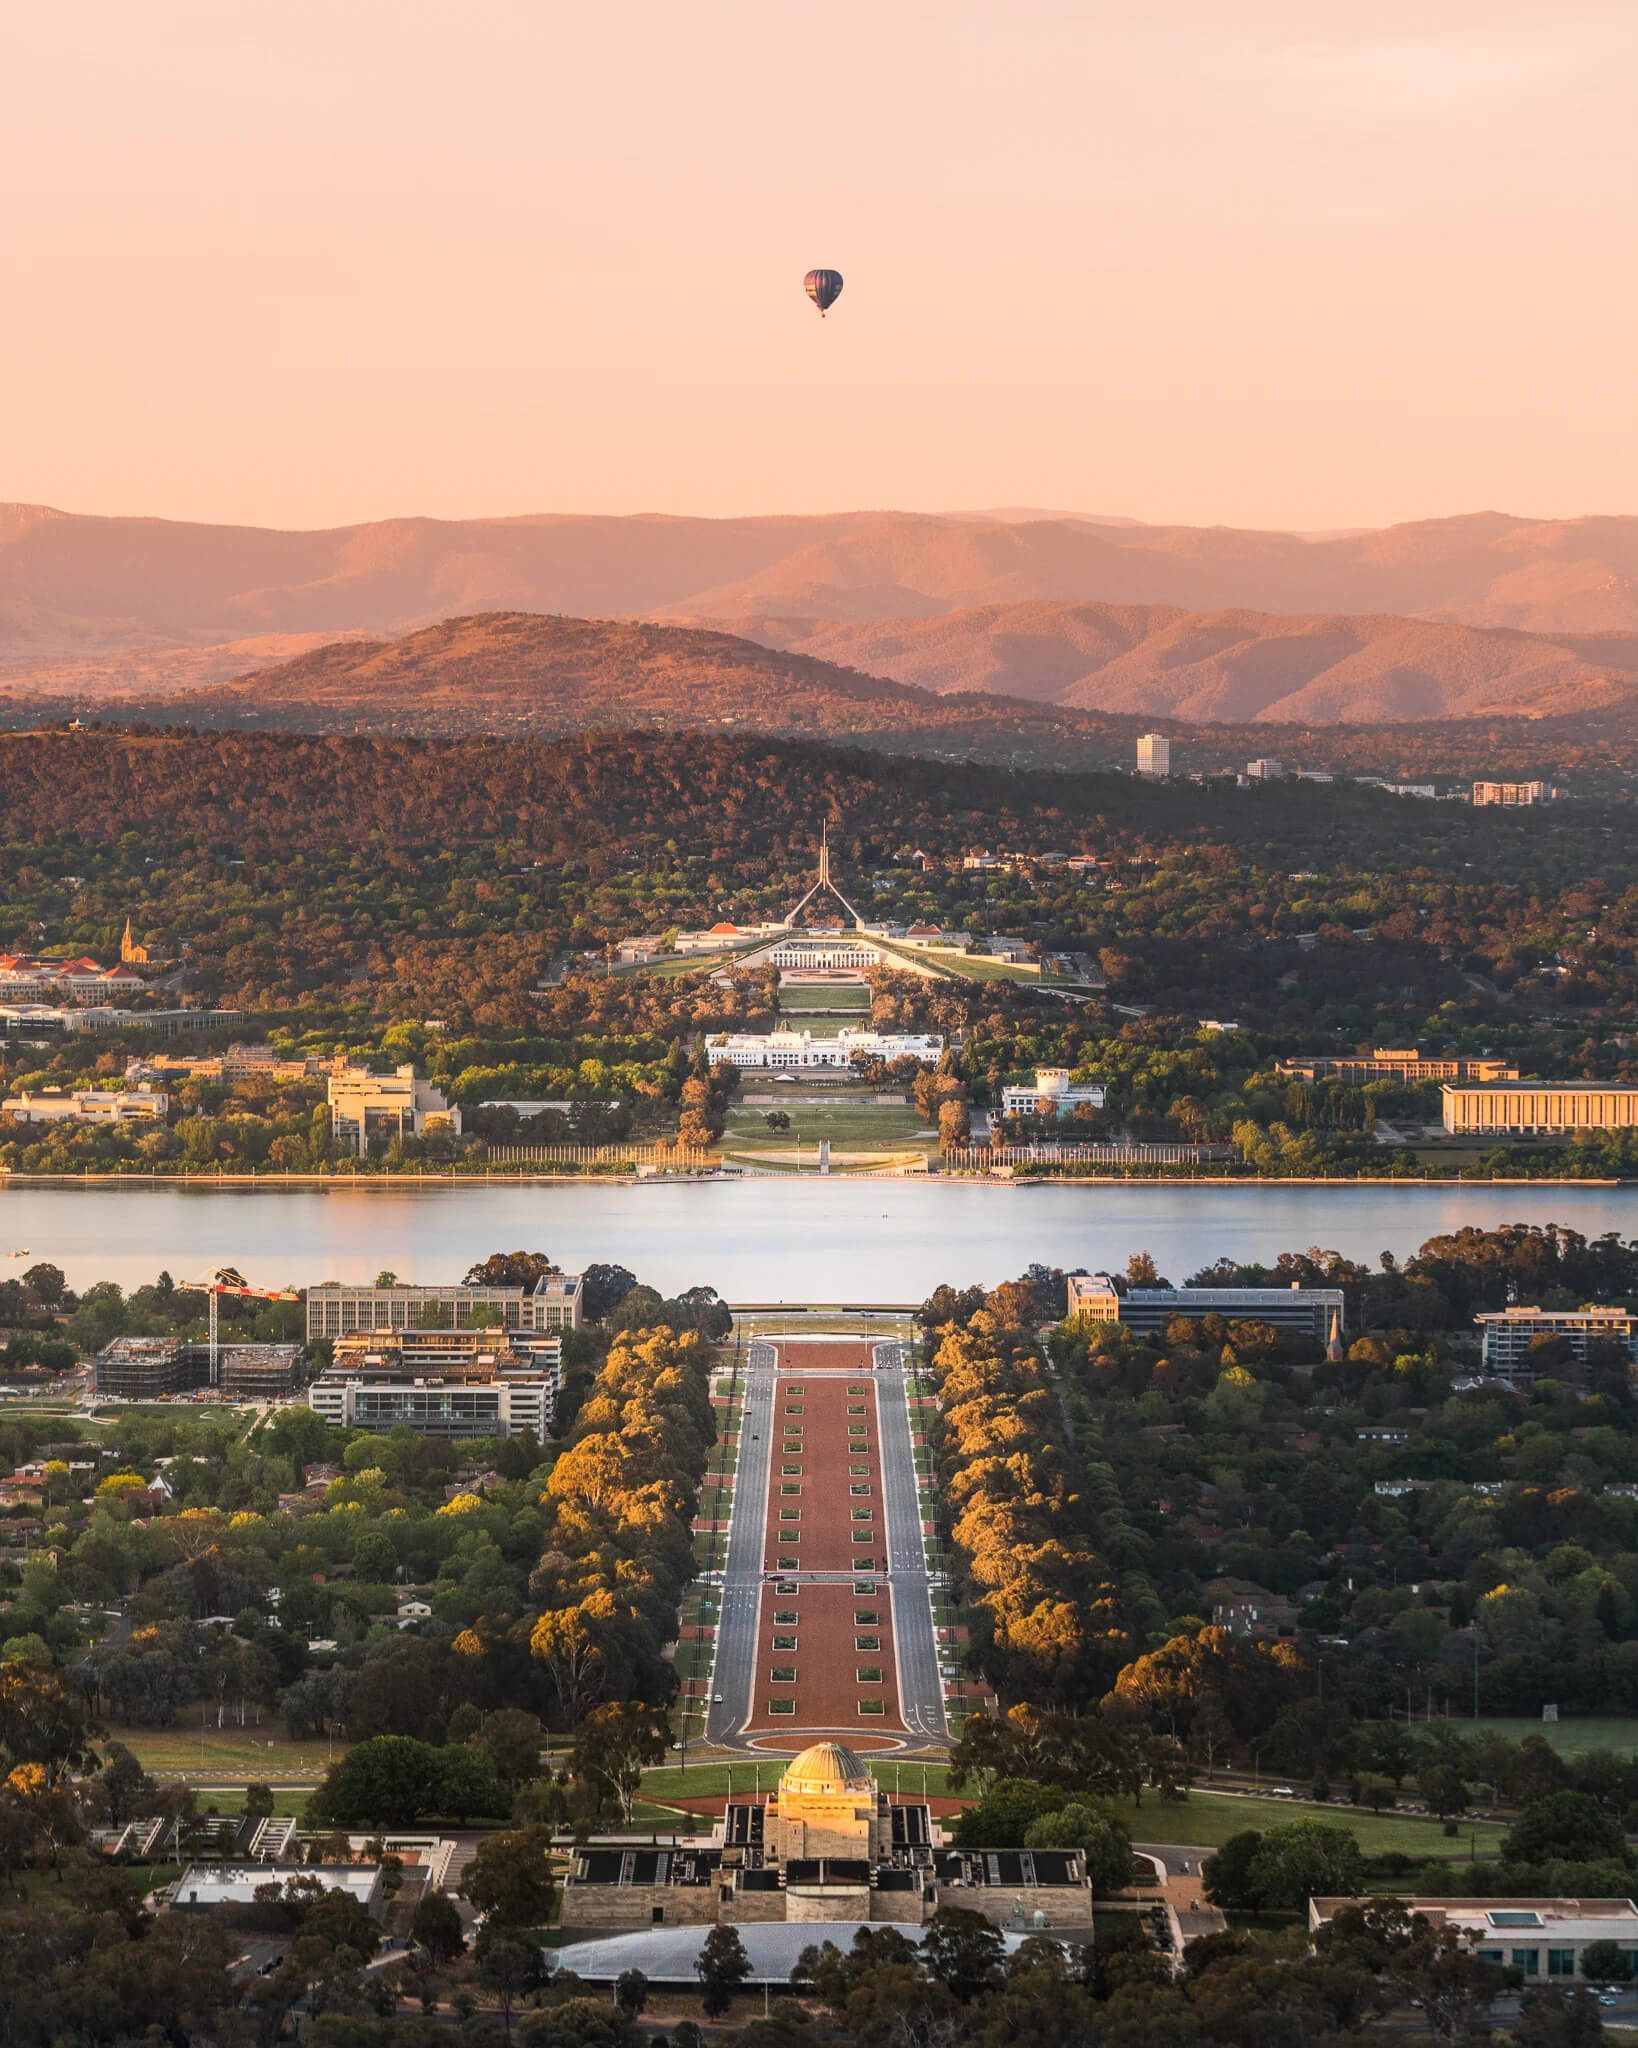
[804,269,843,316]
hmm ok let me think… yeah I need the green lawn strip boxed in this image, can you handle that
[672,1638,714,1684]
[12,1859,179,1902]
[1106,1788,1506,1856]
[605,948,748,981]
[868,939,1054,984]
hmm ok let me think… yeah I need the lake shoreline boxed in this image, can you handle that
[0,1170,1627,1191]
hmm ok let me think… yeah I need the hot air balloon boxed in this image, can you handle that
[804,268,843,317]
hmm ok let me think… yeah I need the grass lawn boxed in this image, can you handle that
[642,1760,956,1801]
[1110,1788,1505,1857]
[1463,1715,1638,1757]
[777,980,870,1009]
[116,1725,338,1779]
[724,1104,934,1164]
[607,949,745,981]
[192,1785,313,1820]
[869,939,1052,984]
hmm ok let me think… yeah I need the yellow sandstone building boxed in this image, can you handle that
[1441,1081,1638,1136]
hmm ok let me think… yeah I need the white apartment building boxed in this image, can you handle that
[998,1067,1107,1119]
[707,1028,944,1070]
[1473,780,1553,806]
[1136,733,1171,777]
[2,1084,168,1125]
[307,1328,562,1438]
[327,1064,462,1155]
[1476,1303,1638,1382]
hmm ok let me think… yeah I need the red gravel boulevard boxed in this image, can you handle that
[741,1339,909,1745]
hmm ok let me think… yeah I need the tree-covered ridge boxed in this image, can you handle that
[924,1226,1638,1750]
[0,728,1630,1068]
[0,725,1632,1175]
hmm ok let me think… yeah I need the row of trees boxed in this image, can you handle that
[923,1286,1129,1706]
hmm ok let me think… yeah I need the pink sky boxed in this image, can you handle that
[4,0,1637,531]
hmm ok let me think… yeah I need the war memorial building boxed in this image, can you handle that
[560,1742,1092,1933]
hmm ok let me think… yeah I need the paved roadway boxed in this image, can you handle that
[704,1337,776,1745]
[873,1329,948,1749]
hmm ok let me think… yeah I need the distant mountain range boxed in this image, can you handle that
[750,602,1638,723]
[7,501,1638,724]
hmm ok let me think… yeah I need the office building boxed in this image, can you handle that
[999,1068,1107,1120]
[2,1085,168,1124]
[94,1337,302,1400]
[170,1863,387,1918]
[1307,1897,1638,1982]
[707,1028,944,1071]
[1475,1304,1638,1383]
[1278,1049,1519,1084]
[1473,781,1554,807]
[1244,757,1285,780]
[1068,1272,1345,1344]
[1136,733,1171,777]
[1441,1081,1638,1136]
[307,1328,562,1438]
[306,1272,582,1342]
[327,1064,462,1155]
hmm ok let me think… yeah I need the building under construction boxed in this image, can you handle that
[94,1337,302,1402]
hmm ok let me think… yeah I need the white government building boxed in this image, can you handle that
[708,1027,944,1071]
[998,1066,1107,1119]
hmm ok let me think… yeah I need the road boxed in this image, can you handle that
[703,1320,948,1753]
[704,1337,775,1745]
[874,1329,947,1749]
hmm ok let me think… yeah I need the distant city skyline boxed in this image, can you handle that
[4,1,1637,530]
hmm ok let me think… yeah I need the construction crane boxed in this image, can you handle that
[177,1268,300,1386]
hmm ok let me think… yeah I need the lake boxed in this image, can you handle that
[1,1178,1634,1300]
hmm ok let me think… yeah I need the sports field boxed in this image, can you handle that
[115,1724,335,1778]
[1465,1715,1638,1757]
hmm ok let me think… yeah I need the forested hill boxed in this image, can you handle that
[30,610,1153,772]
[0,725,1627,886]
[11,608,1637,784]
[185,611,931,725]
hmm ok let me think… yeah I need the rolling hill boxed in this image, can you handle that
[37,613,1633,785]
[158,612,938,730]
